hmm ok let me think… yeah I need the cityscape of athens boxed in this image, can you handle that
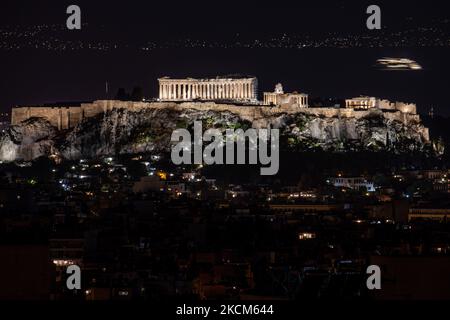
[0,1,450,317]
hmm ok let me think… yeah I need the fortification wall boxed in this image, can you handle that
[16,106,86,130]
[395,102,417,114]
[11,107,29,125]
[12,107,64,129]
[378,99,417,114]
[68,107,83,128]
[11,100,421,131]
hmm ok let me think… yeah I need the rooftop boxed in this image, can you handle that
[159,74,256,81]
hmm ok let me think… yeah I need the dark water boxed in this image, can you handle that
[0,48,448,115]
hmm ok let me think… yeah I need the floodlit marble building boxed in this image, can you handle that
[345,96,378,109]
[11,78,424,135]
[158,76,258,102]
[263,83,308,107]
[345,96,417,114]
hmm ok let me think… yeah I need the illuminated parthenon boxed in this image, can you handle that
[158,76,258,102]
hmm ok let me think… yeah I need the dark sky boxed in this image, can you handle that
[0,0,449,115]
[0,0,448,36]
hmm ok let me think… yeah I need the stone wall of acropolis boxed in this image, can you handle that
[11,100,424,136]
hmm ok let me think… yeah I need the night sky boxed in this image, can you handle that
[0,0,449,114]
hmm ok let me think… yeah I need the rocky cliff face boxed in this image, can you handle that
[0,107,431,162]
[0,117,56,161]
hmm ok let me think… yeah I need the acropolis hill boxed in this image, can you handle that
[11,77,427,139]
[11,99,423,130]
[1,76,432,162]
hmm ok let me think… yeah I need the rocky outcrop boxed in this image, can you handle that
[0,107,431,162]
[0,117,56,161]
